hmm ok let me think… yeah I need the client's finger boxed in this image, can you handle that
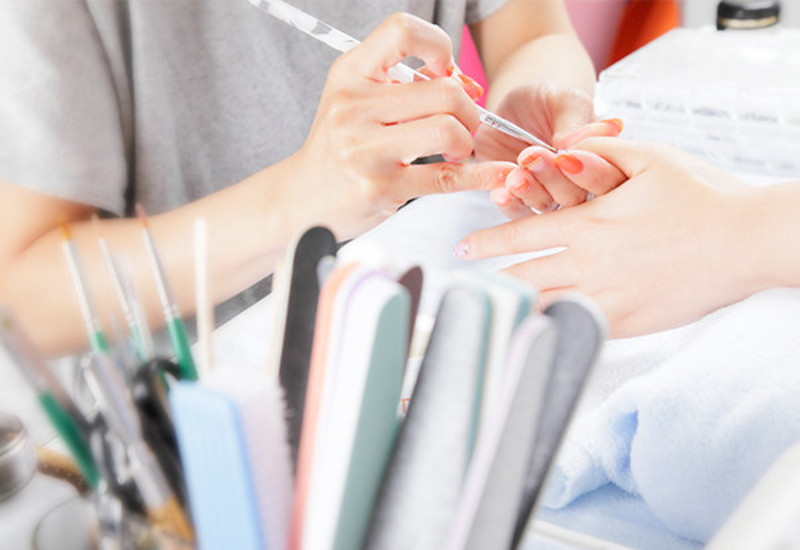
[454,208,575,260]
[489,185,535,220]
[570,137,672,177]
[552,150,626,196]
[501,253,576,293]
[518,147,587,207]
[503,167,555,213]
[558,118,624,149]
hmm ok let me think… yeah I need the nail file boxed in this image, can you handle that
[456,270,537,434]
[303,275,410,550]
[364,282,491,550]
[270,226,338,467]
[511,294,607,548]
[447,313,558,550]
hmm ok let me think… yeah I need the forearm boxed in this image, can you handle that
[484,32,595,112]
[0,156,309,356]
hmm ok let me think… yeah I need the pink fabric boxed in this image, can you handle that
[459,26,489,108]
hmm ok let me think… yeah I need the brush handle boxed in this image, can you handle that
[167,318,197,381]
[89,330,110,355]
[39,393,99,489]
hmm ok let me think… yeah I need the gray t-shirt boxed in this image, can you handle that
[0,0,507,217]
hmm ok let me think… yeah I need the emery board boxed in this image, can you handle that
[511,294,607,548]
[302,276,410,550]
[364,282,491,550]
[455,269,536,436]
[272,226,338,468]
[446,313,557,550]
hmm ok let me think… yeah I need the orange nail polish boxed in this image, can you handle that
[456,73,484,101]
[553,153,583,175]
[447,64,456,77]
[601,118,624,135]
[519,152,544,171]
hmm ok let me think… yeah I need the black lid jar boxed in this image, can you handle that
[717,1,781,30]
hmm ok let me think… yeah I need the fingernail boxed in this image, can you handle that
[456,73,484,101]
[519,152,545,173]
[601,118,624,135]
[447,64,456,77]
[553,153,584,175]
[489,187,512,207]
[497,166,514,182]
[506,170,532,193]
[453,239,469,258]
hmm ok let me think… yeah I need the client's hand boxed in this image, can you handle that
[284,13,514,240]
[456,137,758,338]
[473,83,621,217]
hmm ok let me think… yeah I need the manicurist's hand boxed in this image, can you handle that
[281,13,515,240]
[456,137,764,338]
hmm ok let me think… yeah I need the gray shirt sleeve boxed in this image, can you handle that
[466,0,509,25]
[0,0,128,215]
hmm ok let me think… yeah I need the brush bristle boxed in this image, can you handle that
[135,203,149,228]
[58,219,72,241]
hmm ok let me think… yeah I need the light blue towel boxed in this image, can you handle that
[542,288,800,543]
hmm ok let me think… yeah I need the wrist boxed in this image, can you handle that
[734,182,800,295]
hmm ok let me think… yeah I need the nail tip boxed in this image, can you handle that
[453,241,469,258]
[602,117,624,134]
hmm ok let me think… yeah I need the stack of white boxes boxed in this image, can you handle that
[595,27,800,179]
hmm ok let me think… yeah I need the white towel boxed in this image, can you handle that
[542,288,800,543]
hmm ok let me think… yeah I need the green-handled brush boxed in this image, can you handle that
[135,204,197,381]
[0,305,99,489]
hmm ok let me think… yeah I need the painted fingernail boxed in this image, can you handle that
[553,153,584,175]
[601,118,624,135]
[456,73,484,101]
[447,64,456,77]
[506,170,532,193]
[453,239,469,258]
[519,152,546,173]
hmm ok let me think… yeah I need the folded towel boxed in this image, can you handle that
[542,288,800,543]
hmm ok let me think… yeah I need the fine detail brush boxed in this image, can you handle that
[59,220,110,355]
[248,0,557,152]
[135,204,198,381]
[0,305,99,489]
[92,214,151,363]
